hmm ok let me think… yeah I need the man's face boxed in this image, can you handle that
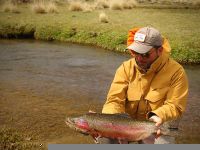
[130,47,162,70]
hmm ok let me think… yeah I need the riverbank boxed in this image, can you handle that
[0,3,200,64]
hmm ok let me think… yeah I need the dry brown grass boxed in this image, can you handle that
[121,0,137,9]
[68,1,96,12]
[109,0,123,10]
[2,2,20,13]
[192,0,200,6]
[46,2,58,13]
[82,3,94,12]
[68,1,83,11]
[99,12,108,23]
[31,1,46,14]
[138,0,200,5]
[94,0,110,9]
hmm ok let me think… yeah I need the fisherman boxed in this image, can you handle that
[99,27,189,144]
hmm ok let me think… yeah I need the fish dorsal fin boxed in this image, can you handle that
[115,113,131,119]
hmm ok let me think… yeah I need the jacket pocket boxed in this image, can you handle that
[127,83,141,101]
[125,84,141,117]
[145,87,169,110]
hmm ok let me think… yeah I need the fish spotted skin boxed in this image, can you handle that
[65,113,163,143]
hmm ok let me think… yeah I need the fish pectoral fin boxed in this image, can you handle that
[118,139,129,144]
[91,129,102,144]
[140,134,156,144]
[91,134,102,144]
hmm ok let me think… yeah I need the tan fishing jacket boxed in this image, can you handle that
[102,37,188,122]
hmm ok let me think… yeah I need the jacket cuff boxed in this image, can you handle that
[146,112,157,119]
[151,109,166,122]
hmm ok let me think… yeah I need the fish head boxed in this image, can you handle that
[65,117,90,135]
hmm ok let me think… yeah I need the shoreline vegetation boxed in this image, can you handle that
[0,0,200,64]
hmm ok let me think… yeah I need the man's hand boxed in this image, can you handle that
[149,115,162,126]
[149,115,162,137]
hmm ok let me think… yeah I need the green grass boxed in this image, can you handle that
[0,3,200,63]
[0,127,46,150]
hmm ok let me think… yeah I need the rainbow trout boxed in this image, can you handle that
[65,113,170,144]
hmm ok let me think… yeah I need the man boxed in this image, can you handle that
[100,27,188,144]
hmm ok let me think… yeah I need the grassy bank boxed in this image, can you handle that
[0,2,200,64]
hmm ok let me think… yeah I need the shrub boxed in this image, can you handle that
[46,2,58,13]
[31,1,46,14]
[99,12,109,23]
[94,0,110,9]
[109,0,123,10]
[2,2,20,13]
[68,1,83,11]
[82,3,94,12]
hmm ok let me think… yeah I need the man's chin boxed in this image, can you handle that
[136,60,150,70]
[138,64,148,70]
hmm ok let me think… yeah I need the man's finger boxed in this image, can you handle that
[88,110,96,113]
[157,129,161,135]
[156,129,161,139]
[155,122,162,127]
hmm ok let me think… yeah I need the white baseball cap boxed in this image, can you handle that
[127,27,163,54]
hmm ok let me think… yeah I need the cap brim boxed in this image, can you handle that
[127,42,153,54]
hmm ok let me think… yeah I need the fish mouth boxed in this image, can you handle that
[65,118,77,130]
[65,117,89,135]
[65,118,74,125]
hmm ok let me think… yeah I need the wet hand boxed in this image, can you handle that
[149,115,162,137]
[149,115,162,126]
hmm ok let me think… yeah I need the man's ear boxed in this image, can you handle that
[157,47,163,56]
[129,49,135,57]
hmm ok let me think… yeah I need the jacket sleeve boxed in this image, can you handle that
[102,63,129,114]
[151,67,189,122]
